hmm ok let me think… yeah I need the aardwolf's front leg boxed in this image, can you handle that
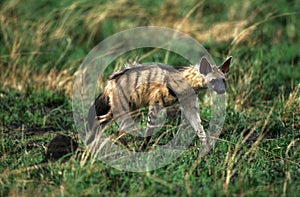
[181,98,211,155]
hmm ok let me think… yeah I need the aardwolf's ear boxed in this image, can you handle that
[197,57,212,76]
[220,56,232,74]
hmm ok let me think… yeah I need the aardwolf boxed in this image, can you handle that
[88,56,231,151]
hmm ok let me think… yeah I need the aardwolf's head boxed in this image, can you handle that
[197,56,232,94]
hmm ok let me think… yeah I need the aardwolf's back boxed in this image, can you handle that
[109,64,185,108]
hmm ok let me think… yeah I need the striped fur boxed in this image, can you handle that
[88,56,232,150]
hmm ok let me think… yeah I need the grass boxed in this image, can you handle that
[0,0,299,196]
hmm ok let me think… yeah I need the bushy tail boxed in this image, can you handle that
[87,92,110,130]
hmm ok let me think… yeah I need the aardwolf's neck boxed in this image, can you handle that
[180,67,207,91]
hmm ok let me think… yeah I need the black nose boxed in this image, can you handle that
[216,89,225,94]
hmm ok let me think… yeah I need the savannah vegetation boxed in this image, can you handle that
[0,0,299,196]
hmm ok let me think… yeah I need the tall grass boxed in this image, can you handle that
[0,0,299,196]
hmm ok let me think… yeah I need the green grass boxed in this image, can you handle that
[0,0,299,196]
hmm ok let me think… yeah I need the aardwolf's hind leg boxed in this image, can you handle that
[141,101,165,150]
